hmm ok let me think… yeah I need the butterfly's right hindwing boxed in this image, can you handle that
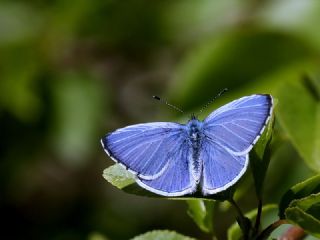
[137,137,197,196]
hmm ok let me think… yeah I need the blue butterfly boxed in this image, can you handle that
[101,94,273,196]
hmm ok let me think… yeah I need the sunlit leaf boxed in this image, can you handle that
[103,164,136,190]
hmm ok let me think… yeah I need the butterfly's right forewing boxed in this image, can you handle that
[102,122,182,179]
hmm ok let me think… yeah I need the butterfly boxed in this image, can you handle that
[101,94,273,196]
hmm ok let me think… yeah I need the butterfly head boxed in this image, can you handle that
[190,113,197,120]
[187,115,203,142]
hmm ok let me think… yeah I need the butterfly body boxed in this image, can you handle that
[102,94,273,196]
[186,118,204,184]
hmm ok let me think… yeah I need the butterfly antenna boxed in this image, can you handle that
[153,96,184,113]
[199,88,228,113]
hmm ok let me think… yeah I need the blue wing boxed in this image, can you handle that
[137,136,197,196]
[200,94,273,194]
[203,94,273,155]
[200,140,248,195]
[101,122,196,196]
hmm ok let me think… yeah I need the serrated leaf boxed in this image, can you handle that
[276,75,320,172]
[227,204,277,240]
[279,174,320,219]
[130,230,197,240]
[186,199,215,233]
[285,193,320,238]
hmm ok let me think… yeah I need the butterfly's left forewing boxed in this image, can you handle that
[101,122,196,196]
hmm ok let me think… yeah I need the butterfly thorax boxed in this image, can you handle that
[186,119,203,183]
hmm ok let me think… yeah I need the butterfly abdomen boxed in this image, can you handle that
[186,119,204,183]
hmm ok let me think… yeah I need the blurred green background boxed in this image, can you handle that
[1,0,320,239]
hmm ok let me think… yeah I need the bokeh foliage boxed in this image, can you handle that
[1,0,320,239]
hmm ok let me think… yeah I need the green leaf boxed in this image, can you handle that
[227,204,277,240]
[250,111,275,198]
[103,164,136,189]
[285,193,320,238]
[102,164,161,197]
[130,230,197,240]
[276,75,320,172]
[186,199,215,233]
[279,174,320,219]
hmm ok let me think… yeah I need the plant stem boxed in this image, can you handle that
[256,219,287,240]
[229,198,251,240]
[229,198,244,218]
[253,198,262,236]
